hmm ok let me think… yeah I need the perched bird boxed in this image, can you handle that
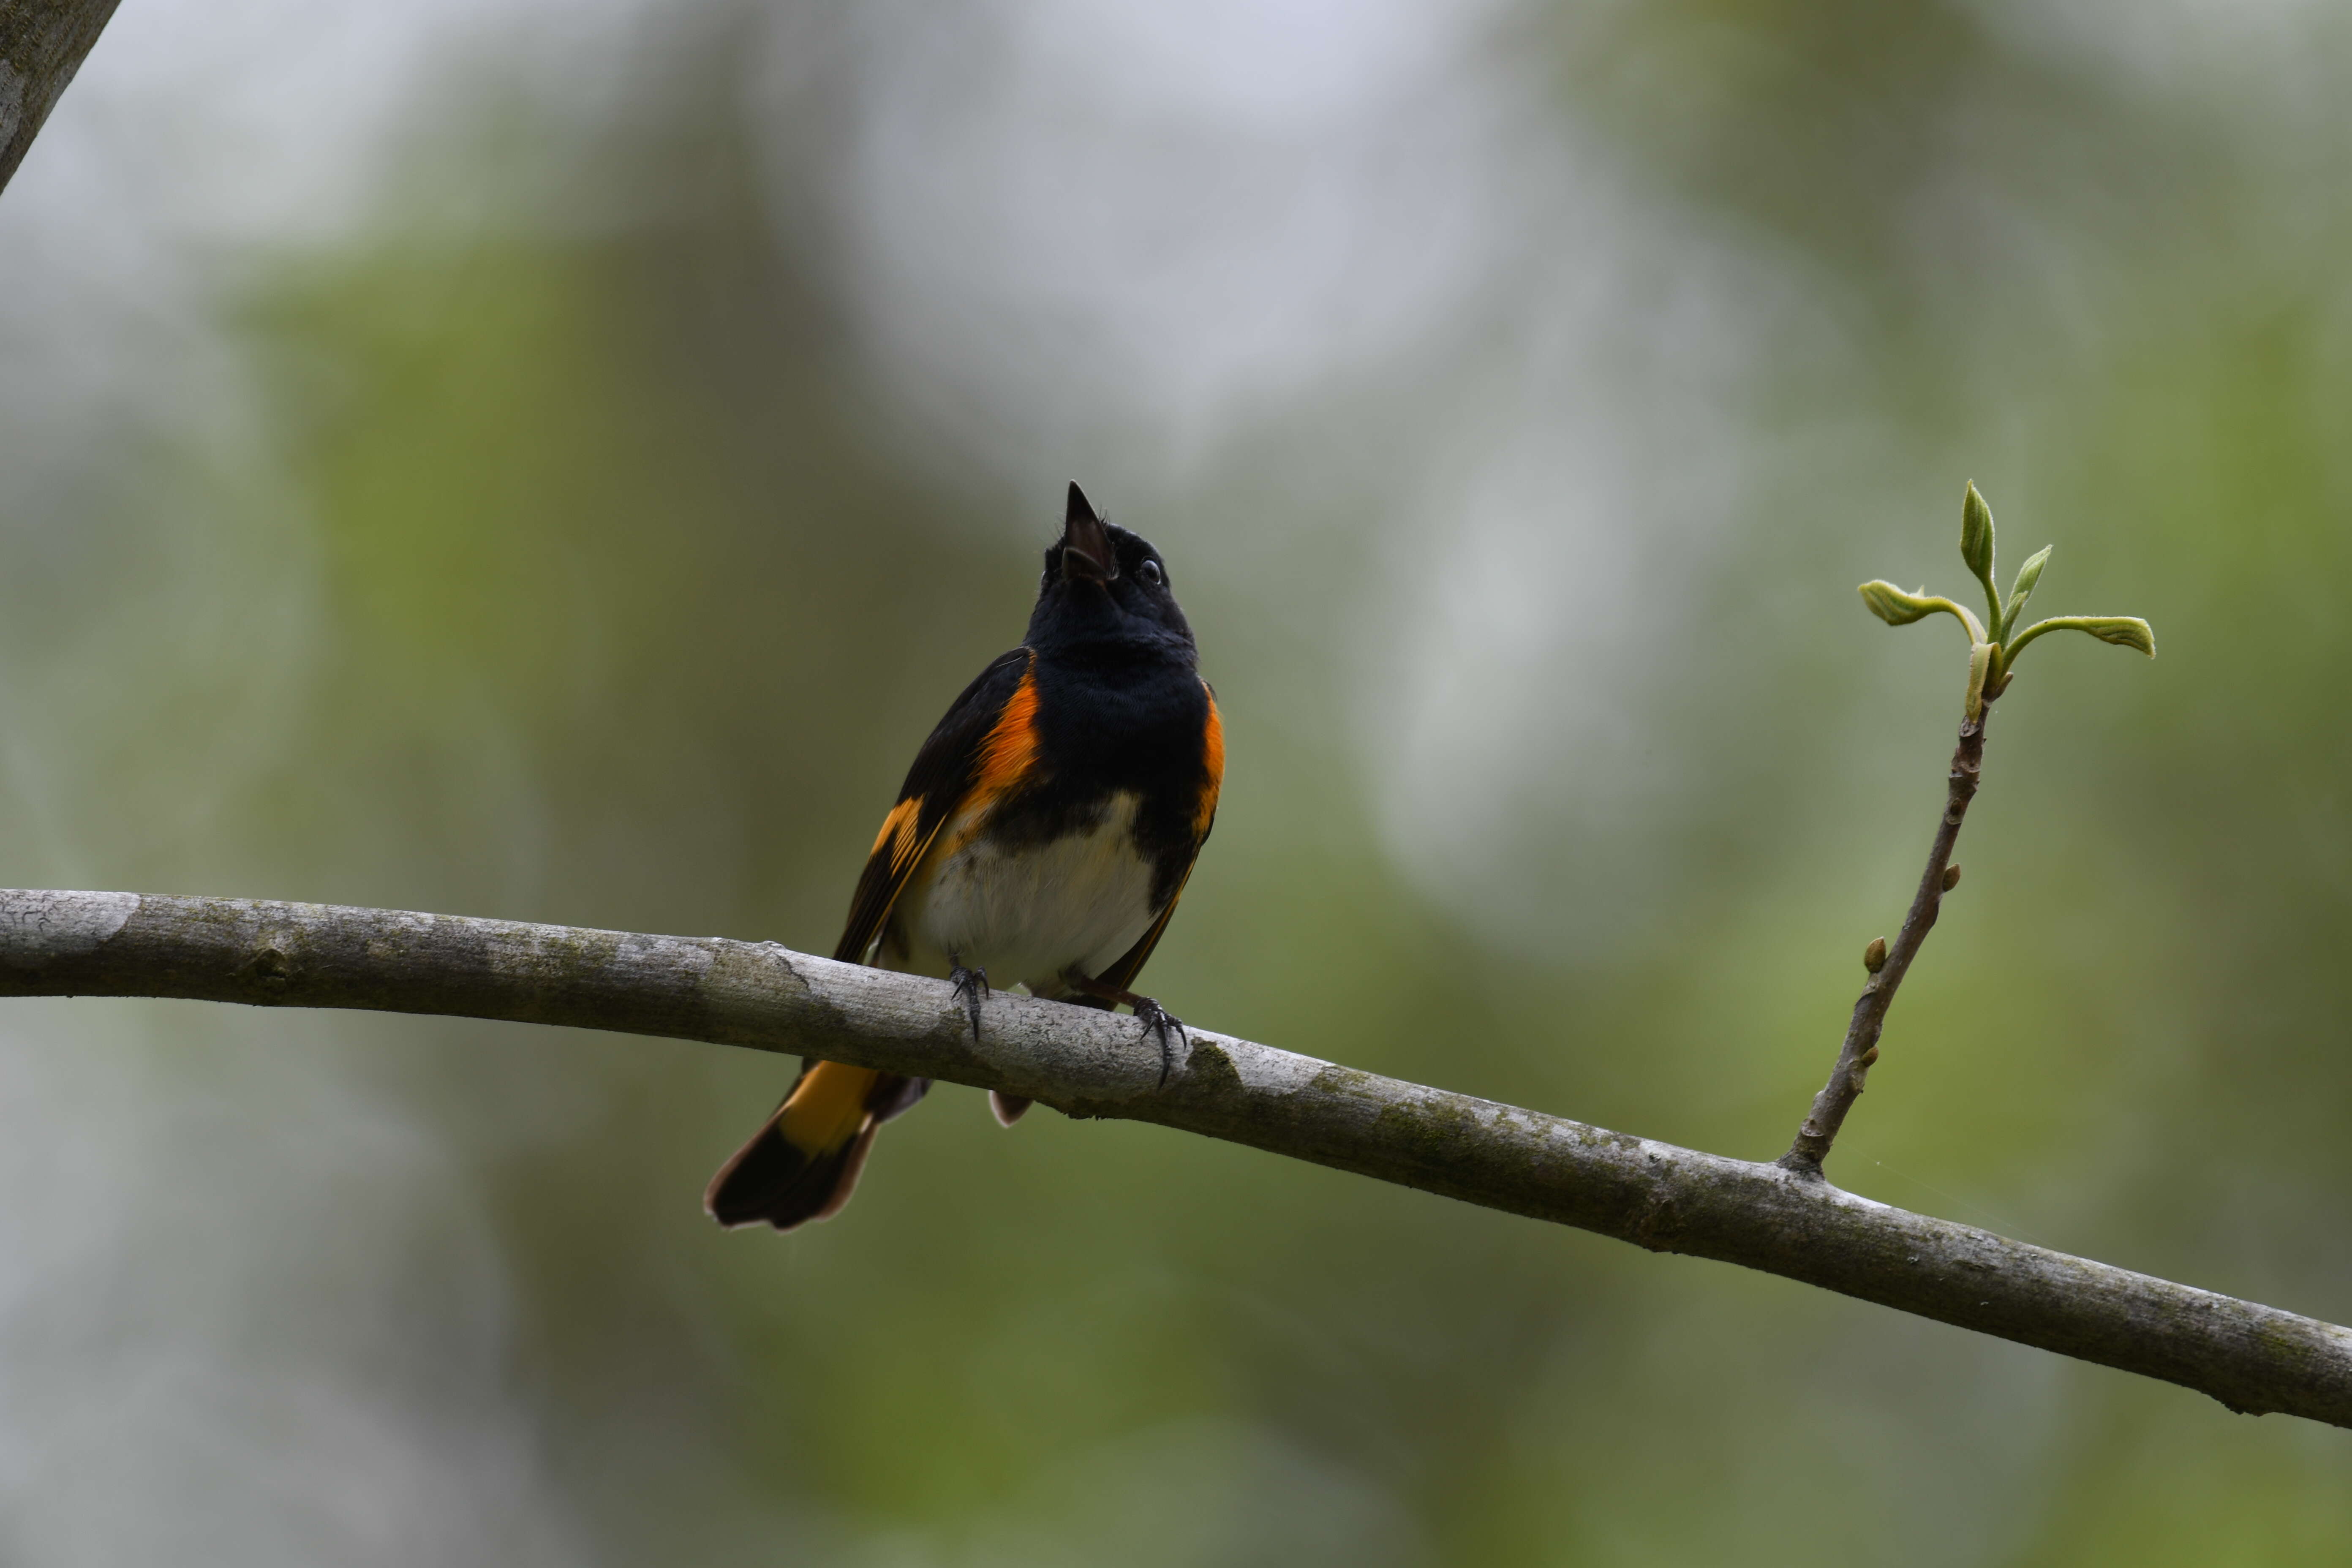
[705,483,1223,1230]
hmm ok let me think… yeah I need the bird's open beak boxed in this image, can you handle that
[1061,482,1116,584]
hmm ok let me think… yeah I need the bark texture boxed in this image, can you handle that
[0,0,120,195]
[4,887,2349,1427]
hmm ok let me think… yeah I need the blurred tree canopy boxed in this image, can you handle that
[0,0,2349,1561]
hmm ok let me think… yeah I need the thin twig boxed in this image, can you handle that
[3,886,2349,1426]
[1781,704,1991,1175]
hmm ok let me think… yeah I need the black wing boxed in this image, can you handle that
[833,648,1035,964]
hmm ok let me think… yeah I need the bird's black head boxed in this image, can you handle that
[1028,483,1195,657]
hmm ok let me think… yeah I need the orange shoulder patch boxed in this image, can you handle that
[969,658,1041,811]
[1195,684,1224,838]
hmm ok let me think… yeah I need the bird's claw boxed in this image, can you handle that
[1132,996,1185,1088]
[949,961,990,1042]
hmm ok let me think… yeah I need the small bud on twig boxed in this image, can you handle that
[1964,639,1995,722]
[1942,863,1962,891]
[1863,936,1887,972]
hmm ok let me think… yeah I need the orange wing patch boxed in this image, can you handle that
[869,795,926,871]
[834,652,1039,963]
[836,795,950,964]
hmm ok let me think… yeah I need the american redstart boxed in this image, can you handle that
[705,483,1223,1230]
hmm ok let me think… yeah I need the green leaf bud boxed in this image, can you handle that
[1960,482,1995,583]
[2004,544,2052,634]
[2008,544,2051,605]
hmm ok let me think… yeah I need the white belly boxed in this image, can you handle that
[890,791,1160,996]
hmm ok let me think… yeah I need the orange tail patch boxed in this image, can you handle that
[705,1062,904,1231]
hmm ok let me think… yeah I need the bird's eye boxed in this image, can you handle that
[1138,559,1164,586]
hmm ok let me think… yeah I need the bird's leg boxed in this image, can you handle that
[1062,970,1185,1087]
[948,954,989,1042]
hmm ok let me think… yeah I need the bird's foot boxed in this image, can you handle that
[949,959,990,1041]
[1061,969,1186,1088]
[1132,996,1186,1088]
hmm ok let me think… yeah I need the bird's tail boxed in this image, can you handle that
[704,1062,929,1230]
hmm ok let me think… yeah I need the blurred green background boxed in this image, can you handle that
[2,0,2349,1560]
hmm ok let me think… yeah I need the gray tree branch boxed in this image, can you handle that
[0,0,121,196]
[3,887,2348,1426]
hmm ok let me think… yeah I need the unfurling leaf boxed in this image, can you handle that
[1857,582,1987,644]
[1859,580,1938,625]
[2077,616,2156,655]
[2005,614,2158,664]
